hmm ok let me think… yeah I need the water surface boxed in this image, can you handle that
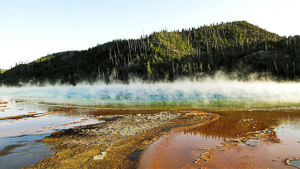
[0,99,100,168]
[1,81,300,108]
[1,81,300,168]
[138,110,300,168]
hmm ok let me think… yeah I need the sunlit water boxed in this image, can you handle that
[1,81,300,168]
[0,100,100,168]
[1,81,300,108]
[138,110,300,168]
[0,134,55,169]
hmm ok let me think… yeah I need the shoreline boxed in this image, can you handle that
[2,99,300,168]
[26,110,219,169]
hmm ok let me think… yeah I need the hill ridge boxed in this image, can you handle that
[1,21,300,86]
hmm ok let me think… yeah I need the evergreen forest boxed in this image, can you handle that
[1,21,300,86]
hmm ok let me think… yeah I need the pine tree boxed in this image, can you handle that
[147,61,152,78]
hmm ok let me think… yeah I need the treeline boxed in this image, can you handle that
[1,21,300,86]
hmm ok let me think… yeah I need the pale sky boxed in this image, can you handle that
[0,0,299,69]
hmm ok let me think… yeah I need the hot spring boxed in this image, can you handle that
[1,80,300,109]
[1,80,300,168]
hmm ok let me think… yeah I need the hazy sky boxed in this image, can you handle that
[0,0,299,69]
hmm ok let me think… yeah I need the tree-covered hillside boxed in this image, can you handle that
[1,21,300,86]
[0,69,6,74]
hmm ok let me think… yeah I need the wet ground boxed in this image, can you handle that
[26,110,218,168]
[138,110,300,168]
[0,98,201,168]
[1,97,300,168]
[0,99,101,168]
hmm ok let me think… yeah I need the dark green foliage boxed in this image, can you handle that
[0,69,6,74]
[1,21,300,86]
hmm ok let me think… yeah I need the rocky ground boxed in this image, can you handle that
[27,110,219,169]
[81,112,179,137]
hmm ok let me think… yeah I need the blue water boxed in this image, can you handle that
[1,81,300,108]
[0,134,55,169]
[1,81,300,168]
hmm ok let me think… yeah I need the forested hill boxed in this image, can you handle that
[1,21,300,86]
[0,69,6,74]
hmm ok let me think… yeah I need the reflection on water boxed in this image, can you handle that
[0,135,55,169]
[289,160,300,168]
[139,110,300,168]
[0,99,100,168]
[0,100,100,138]
[186,110,300,138]
[0,99,48,118]
[138,131,225,169]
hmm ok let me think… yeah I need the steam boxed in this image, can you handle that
[1,78,300,108]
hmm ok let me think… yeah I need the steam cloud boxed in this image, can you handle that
[1,78,300,108]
